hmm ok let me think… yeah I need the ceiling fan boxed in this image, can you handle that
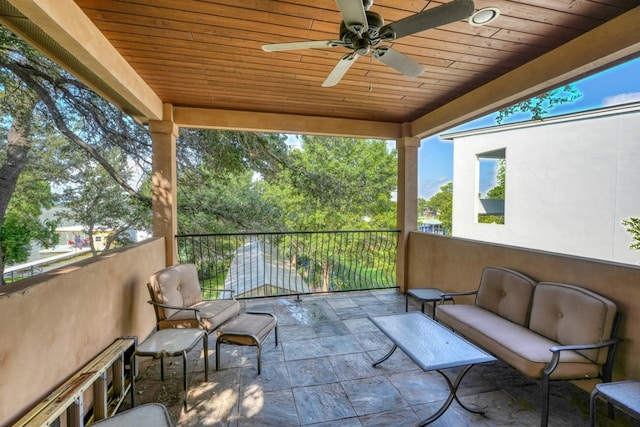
[262,0,476,87]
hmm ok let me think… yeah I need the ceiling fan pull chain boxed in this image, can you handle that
[369,54,373,92]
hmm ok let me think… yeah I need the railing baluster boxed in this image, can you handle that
[175,230,399,299]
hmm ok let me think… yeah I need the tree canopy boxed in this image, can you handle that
[1,26,401,285]
[263,136,397,231]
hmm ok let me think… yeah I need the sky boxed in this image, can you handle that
[418,56,640,199]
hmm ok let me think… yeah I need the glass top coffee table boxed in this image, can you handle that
[369,312,496,425]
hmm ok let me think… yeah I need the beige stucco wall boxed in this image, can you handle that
[407,232,640,384]
[0,238,165,425]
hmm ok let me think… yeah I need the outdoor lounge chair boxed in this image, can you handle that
[147,263,240,333]
[147,263,277,374]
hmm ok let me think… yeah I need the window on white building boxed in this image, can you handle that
[477,149,505,224]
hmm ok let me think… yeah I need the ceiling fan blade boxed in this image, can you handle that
[373,47,425,78]
[262,40,345,52]
[380,0,475,40]
[322,53,359,87]
[335,0,369,34]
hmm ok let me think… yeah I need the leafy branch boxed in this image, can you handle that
[622,217,640,251]
[496,85,582,124]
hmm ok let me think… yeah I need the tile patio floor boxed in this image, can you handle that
[123,289,633,426]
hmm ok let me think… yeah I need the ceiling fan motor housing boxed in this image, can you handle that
[339,10,384,49]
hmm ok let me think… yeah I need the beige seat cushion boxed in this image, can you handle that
[150,264,203,318]
[157,299,240,332]
[216,313,277,346]
[150,263,240,332]
[437,304,599,380]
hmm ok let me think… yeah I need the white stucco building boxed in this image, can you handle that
[442,102,640,265]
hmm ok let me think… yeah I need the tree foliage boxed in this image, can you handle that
[479,160,506,224]
[57,150,151,255]
[176,129,290,233]
[622,217,640,251]
[1,26,401,287]
[495,84,581,124]
[1,26,153,280]
[424,182,453,232]
[264,136,397,230]
[0,172,58,272]
[258,136,398,291]
[485,159,505,200]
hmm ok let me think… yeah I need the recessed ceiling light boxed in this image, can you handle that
[469,7,500,26]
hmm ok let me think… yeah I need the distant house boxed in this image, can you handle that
[419,218,445,235]
[442,102,640,265]
[41,225,114,253]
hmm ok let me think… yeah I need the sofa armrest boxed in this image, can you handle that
[439,290,478,304]
[147,300,204,327]
[543,338,621,376]
[201,287,236,300]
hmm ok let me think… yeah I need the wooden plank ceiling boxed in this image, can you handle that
[73,0,637,124]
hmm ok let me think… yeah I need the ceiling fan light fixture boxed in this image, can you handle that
[469,7,500,26]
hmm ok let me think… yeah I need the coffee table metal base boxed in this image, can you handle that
[422,366,485,425]
[370,313,495,426]
[372,344,486,425]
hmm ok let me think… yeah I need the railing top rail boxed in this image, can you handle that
[176,229,401,238]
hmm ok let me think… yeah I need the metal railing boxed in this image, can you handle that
[176,230,399,298]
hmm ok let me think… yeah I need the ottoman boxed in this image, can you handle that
[215,312,277,374]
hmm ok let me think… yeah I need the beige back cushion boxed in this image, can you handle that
[529,282,617,363]
[475,267,537,326]
[149,264,203,318]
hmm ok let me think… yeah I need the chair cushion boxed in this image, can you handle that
[158,299,240,332]
[529,282,617,364]
[437,304,599,379]
[475,267,537,327]
[217,313,277,346]
[149,264,203,319]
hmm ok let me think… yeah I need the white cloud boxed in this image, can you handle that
[602,92,640,106]
[420,176,451,200]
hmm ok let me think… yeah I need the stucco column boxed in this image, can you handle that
[149,110,179,267]
[396,136,421,293]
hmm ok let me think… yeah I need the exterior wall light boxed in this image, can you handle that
[469,7,500,26]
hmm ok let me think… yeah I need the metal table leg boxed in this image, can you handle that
[419,364,485,426]
[372,344,398,367]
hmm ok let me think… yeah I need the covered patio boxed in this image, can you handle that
[127,290,632,426]
[1,1,640,425]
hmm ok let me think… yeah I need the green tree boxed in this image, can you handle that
[178,170,284,234]
[261,136,397,291]
[176,129,290,233]
[265,136,397,230]
[0,173,58,282]
[485,160,505,199]
[425,182,453,233]
[495,85,582,124]
[57,151,151,255]
[1,26,153,282]
[622,217,640,251]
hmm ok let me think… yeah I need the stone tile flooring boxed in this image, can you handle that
[124,289,633,426]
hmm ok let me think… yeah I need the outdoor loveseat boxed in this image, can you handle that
[436,266,621,427]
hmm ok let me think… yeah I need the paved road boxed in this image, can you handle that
[224,238,309,296]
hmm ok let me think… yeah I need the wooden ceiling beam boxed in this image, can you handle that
[173,107,403,139]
